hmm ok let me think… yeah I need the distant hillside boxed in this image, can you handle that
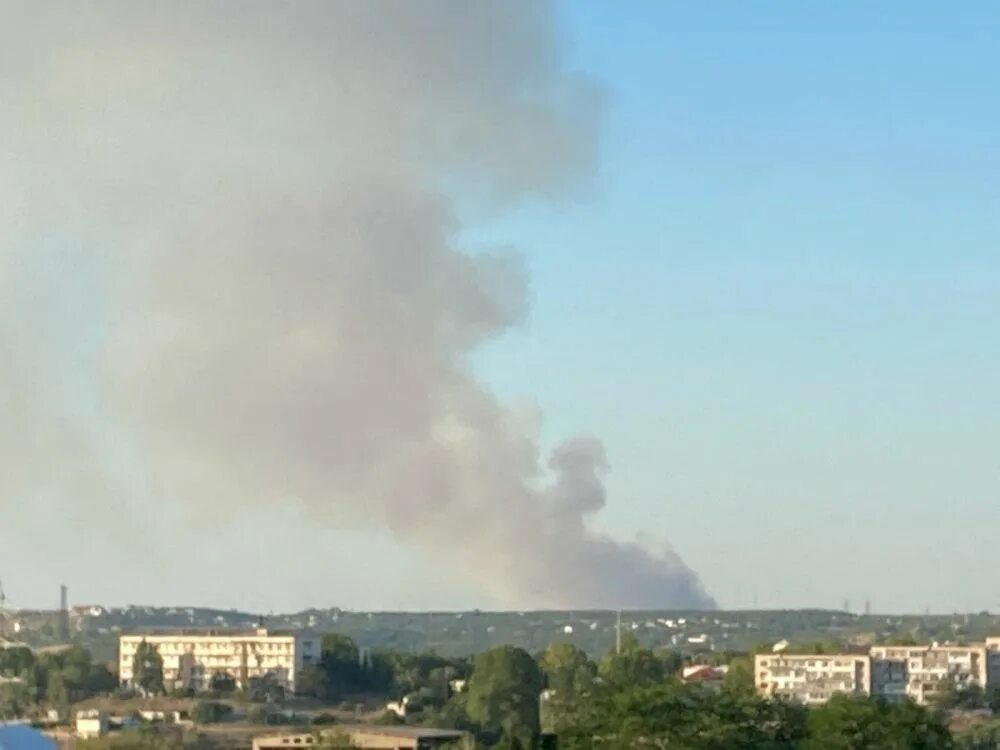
[8,606,1000,664]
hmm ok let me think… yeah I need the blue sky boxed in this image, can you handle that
[4,2,999,615]
[471,1,1000,612]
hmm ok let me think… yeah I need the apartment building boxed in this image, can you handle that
[755,653,871,705]
[987,638,1000,686]
[869,644,988,705]
[119,627,318,693]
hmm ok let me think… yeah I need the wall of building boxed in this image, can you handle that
[755,654,872,705]
[119,628,317,693]
[756,641,999,707]
[870,645,988,705]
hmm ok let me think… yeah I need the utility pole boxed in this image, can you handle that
[615,610,622,655]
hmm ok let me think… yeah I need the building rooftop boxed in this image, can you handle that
[121,628,309,638]
[256,726,468,743]
[338,726,467,740]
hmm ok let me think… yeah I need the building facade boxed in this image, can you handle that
[755,653,872,705]
[755,641,998,706]
[119,628,318,693]
[870,644,989,705]
[986,637,1000,686]
[252,726,471,750]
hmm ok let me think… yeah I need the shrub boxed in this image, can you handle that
[192,701,233,724]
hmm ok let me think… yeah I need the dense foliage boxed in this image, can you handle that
[0,628,988,750]
[0,643,115,716]
[132,640,165,696]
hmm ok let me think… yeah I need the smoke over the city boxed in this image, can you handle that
[0,2,714,608]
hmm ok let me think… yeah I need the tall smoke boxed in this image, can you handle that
[0,1,714,608]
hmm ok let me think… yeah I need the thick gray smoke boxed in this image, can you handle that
[0,1,714,609]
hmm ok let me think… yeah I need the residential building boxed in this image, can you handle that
[755,653,872,705]
[681,664,728,691]
[987,638,1000,686]
[119,627,318,693]
[870,644,988,705]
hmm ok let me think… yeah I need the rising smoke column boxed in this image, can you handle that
[0,1,714,609]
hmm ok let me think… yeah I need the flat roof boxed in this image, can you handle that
[339,726,467,739]
[758,653,868,660]
[121,628,309,638]
[256,726,467,743]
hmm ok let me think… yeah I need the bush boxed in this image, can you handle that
[192,701,233,725]
[247,706,271,725]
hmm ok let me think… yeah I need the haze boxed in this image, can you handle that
[2,2,998,615]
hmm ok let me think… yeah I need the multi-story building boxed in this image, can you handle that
[754,653,871,705]
[987,637,1000,687]
[869,644,988,705]
[119,627,318,693]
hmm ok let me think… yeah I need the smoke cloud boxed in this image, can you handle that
[0,1,714,609]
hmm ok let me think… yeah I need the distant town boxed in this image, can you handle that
[4,594,1000,748]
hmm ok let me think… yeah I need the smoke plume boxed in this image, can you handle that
[0,1,714,609]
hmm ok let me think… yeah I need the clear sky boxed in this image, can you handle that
[472,0,1000,613]
[2,2,998,615]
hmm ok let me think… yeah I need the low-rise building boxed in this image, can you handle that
[75,710,108,739]
[119,627,318,694]
[252,726,470,750]
[870,644,988,705]
[681,664,728,690]
[755,653,872,705]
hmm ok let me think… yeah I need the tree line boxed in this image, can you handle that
[6,633,1000,748]
[0,644,116,717]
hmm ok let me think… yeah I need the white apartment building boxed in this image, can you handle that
[119,627,318,693]
[869,644,988,705]
[755,653,871,705]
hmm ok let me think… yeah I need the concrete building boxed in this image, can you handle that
[75,710,108,739]
[681,664,728,690]
[119,627,318,693]
[755,653,872,705]
[870,643,989,705]
[986,637,1000,686]
[252,726,470,750]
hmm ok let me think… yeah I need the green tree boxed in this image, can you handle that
[0,681,31,719]
[0,647,36,677]
[317,633,364,698]
[597,635,666,688]
[466,646,543,749]
[247,704,274,725]
[46,670,69,709]
[565,680,807,750]
[988,685,1000,714]
[539,643,595,696]
[296,665,328,699]
[192,700,233,724]
[248,673,285,704]
[209,672,236,693]
[804,694,952,750]
[133,640,165,696]
[538,643,597,734]
[722,655,755,696]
